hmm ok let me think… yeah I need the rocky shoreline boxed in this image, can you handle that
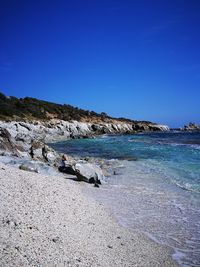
[0,119,170,142]
[0,119,180,266]
[0,119,169,185]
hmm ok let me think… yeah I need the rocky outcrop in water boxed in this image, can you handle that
[183,123,200,131]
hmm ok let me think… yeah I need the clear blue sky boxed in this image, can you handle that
[0,0,200,127]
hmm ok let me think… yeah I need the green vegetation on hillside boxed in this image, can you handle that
[0,92,102,121]
[0,92,155,126]
[0,92,142,123]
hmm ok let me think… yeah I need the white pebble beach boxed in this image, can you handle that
[0,162,178,267]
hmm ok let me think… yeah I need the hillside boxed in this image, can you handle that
[0,92,149,124]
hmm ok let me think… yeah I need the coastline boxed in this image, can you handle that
[0,119,185,266]
[51,132,200,267]
[0,119,169,143]
[0,162,178,267]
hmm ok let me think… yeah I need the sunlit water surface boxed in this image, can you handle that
[51,132,200,267]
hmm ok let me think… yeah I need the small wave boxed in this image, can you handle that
[159,140,200,148]
[128,138,200,149]
[167,143,187,147]
[173,181,200,193]
[155,141,200,150]
[128,139,136,142]
[116,156,137,161]
[100,134,110,138]
[189,144,200,150]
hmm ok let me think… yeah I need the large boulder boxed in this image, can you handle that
[58,154,76,175]
[29,140,59,163]
[58,161,104,185]
[73,163,104,185]
[58,164,76,175]
[0,127,23,156]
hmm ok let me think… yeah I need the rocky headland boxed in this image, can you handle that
[0,119,169,185]
[0,92,169,185]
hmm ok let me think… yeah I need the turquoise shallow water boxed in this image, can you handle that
[52,132,200,193]
[51,132,200,266]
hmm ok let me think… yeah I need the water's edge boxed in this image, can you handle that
[51,132,200,267]
[81,161,199,267]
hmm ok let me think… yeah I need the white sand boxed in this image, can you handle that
[0,162,178,267]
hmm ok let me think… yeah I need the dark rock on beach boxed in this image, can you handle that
[58,165,76,175]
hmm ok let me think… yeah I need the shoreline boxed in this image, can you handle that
[0,119,170,188]
[1,120,194,266]
[53,132,200,267]
[0,119,169,143]
[0,162,178,266]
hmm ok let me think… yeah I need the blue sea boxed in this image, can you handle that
[51,132,200,267]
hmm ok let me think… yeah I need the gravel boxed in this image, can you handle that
[0,162,177,267]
